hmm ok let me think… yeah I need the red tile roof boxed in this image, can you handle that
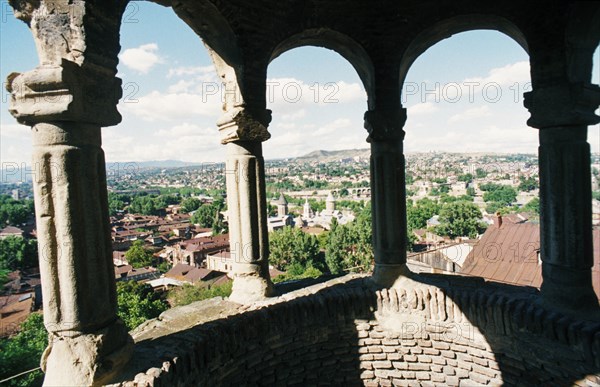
[462,223,600,302]
[461,222,542,288]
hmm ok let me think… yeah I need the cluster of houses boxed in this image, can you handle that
[0,224,41,338]
[407,213,600,302]
[110,208,235,292]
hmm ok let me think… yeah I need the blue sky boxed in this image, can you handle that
[1,1,598,165]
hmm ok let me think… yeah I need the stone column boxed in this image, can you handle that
[525,82,600,313]
[7,64,132,385]
[364,108,412,287]
[218,107,275,303]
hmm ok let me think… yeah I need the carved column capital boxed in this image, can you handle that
[364,108,407,142]
[524,82,600,129]
[217,107,272,144]
[6,61,122,126]
[8,0,40,23]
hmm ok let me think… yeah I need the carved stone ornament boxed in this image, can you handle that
[6,60,122,126]
[524,82,600,129]
[363,108,407,142]
[218,107,272,144]
[8,0,41,23]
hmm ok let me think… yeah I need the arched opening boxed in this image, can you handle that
[105,1,233,326]
[264,45,371,283]
[591,43,600,302]
[401,30,539,288]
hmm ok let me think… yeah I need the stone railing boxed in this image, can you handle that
[108,274,600,386]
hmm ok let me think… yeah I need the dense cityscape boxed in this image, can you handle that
[1,150,600,384]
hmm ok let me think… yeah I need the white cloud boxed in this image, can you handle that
[448,106,492,123]
[103,124,222,163]
[404,124,537,153]
[0,123,27,139]
[281,109,306,121]
[167,79,194,94]
[119,43,163,74]
[313,118,352,136]
[167,66,216,79]
[155,123,213,137]
[120,90,222,122]
[267,77,365,110]
[407,102,439,116]
[464,61,530,86]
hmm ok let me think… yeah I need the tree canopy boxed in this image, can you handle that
[0,236,38,272]
[406,198,440,232]
[124,240,154,268]
[436,201,487,239]
[481,184,517,206]
[116,281,169,330]
[0,313,46,386]
[269,226,322,272]
[325,204,373,274]
[0,195,34,226]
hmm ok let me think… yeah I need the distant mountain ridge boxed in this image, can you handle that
[296,148,371,162]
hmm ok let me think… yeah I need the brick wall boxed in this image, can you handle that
[116,275,600,386]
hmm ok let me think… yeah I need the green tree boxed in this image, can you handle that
[485,201,510,215]
[436,201,487,239]
[0,236,38,272]
[191,204,217,228]
[0,195,35,226]
[269,227,321,272]
[518,176,539,192]
[108,197,125,216]
[181,197,201,213]
[466,187,476,197]
[0,268,9,287]
[458,173,473,183]
[475,168,488,178]
[325,218,345,274]
[482,185,517,206]
[522,197,540,215]
[0,313,47,386]
[116,281,169,330]
[406,198,440,231]
[124,240,153,268]
[168,281,233,307]
[325,205,373,274]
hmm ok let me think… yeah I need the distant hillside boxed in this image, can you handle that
[296,148,371,162]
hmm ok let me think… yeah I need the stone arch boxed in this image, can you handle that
[149,0,253,110]
[153,0,242,68]
[269,28,375,109]
[398,14,529,88]
[565,3,600,84]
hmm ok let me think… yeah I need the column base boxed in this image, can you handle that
[370,263,418,289]
[229,273,276,304]
[540,264,600,320]
[42,319,133,387]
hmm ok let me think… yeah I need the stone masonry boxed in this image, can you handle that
[109,275,600,386]
[4,0,600,384]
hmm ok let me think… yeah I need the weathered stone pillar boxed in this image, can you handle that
[218,107,275,303]
[525,82,600,314]
[365,108,412,287]
[7,63,132,385]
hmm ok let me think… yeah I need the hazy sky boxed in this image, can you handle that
[1,1,599,165]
